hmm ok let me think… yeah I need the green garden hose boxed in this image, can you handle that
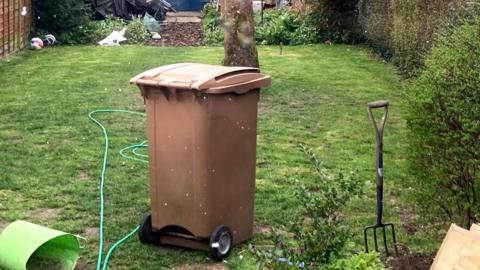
[88,109,148,270]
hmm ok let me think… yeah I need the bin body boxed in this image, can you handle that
[131,63,271,249]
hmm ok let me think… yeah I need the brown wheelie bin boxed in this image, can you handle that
[130,63,271,261]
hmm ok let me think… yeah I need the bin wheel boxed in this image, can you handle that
[208,225,233,261]
[138,212,159,245]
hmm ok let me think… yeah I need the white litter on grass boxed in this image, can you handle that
[98,28,127,46]
[152,32,162,40]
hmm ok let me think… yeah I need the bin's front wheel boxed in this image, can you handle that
[208,225,233,261]
[138,212,159,245]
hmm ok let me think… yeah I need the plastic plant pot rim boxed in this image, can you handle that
[0,220,79,270]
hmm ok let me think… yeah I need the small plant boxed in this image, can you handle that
[251,144,364,268]
[292,144,363,265]
[124,18,151,44]
[325,252,386,270]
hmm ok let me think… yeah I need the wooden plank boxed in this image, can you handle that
[0,0,4,56]
[3,0,7,56]
[8,0,12,54]
[0,0,52,56]
[471,224,480,236]
[23,0,31,49]
[430,224,480,270]
[14,0,18,50]
[20,0,24,48]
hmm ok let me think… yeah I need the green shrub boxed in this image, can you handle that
[202,1,221,31]
[201,1,224,45]
[251,144,363,268]
[201,4,322,46]
[405,15,480,227]
[61,17,150,45]
[124,18,151,44]
[255,8,320,45]
[203,27,224,46]
[33,0,90,39]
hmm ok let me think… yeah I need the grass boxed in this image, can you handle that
[0,45,443,269]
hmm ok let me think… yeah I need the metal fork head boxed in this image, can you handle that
[364,223,398,256]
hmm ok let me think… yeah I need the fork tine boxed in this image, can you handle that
[364,228,369,253]
[382,225,389,256]
[373,227,379,252]
[386,223,398,255]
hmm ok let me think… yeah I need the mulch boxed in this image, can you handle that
[151,22,203,47]
[383,251,435,270]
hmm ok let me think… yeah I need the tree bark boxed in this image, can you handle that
[221,0,260,68]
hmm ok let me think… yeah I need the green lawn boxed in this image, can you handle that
[0,45,441,269]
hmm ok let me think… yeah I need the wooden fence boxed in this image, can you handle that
[0,0,32,59]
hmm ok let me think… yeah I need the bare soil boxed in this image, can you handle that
[384,252,435,270]
[84,227,100,238]
[152,22,203,46]
[0,220,8,231]
[78,170,90,181]
[173,263,230,270]
[33,208,62,221]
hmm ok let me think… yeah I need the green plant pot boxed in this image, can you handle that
[0,221,79,270]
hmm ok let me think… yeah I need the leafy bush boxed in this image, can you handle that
[33,0,90,39]
[405,14,480,227]
[61,17,150,45]
[201,4,322,46]
[125,18,151,44]
[201,1,223,45]
[256,9,320,45]
[251,144,363,268]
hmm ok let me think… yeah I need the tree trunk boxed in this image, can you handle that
[221,0,259,68]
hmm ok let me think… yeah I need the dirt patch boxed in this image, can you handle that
[396,205,418,236]
[254,224,272,235]
[78,170,90,181]
[385,253,435,270]
[0,220,9,231]
[84,227,99,238]
[5,131,22,141]
[173,262,230,270]
[254,224,293,238]
[32,208,62,221]
[151,22,203,46]
[74,260,87,270]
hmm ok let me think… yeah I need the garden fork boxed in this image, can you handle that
[364,100,398,256]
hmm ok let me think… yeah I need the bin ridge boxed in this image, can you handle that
[131,63,270,94]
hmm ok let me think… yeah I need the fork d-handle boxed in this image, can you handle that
[368,100,389,226]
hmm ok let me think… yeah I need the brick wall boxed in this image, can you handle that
[0,0,32,59]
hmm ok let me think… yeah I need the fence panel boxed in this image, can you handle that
[0,0,32,59]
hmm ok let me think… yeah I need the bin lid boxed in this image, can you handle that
[130,63,271,94]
